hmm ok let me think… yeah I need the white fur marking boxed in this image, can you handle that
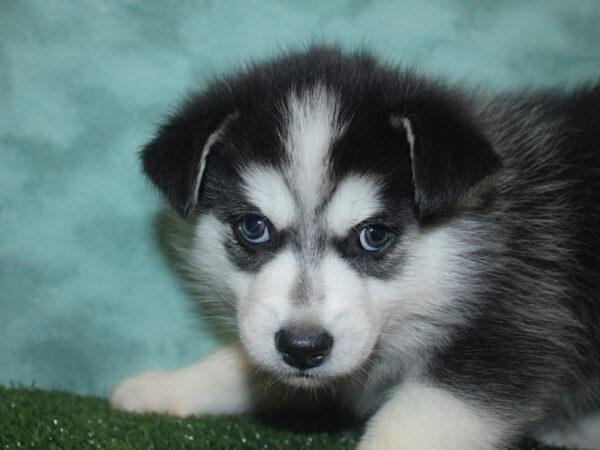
[187,213,252,308]
[283,84,346,211]
[318,251,382,376]
[324,175,383,236]
[362,221,480,384]
[358,382,506,450]
[240,166,297,229]
[368,224,472,321]
[238,249,300,371]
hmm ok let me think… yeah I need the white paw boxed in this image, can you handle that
[356,382,505,450]
[109,370,195,417]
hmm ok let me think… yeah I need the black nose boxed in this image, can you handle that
[275,329,334,370]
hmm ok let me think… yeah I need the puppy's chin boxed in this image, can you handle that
[278,371,331,389]
[271,357,371,389]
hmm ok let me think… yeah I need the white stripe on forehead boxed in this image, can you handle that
[240,165,296,229]
[324,175,383,236]
[283,84,346,212]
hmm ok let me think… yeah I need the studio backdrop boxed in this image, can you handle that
[1,0,599,396]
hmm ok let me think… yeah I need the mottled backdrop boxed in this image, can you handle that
[1,0,599,396]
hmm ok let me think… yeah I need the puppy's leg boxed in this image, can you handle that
[357,381,507,450]
[110,344,266,417]
[534,412,600,450]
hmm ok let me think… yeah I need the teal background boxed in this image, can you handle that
[1,0,599,397]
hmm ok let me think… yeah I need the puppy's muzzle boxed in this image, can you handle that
[275,328,334,370]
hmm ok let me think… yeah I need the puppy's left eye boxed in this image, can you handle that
[359,225,392,251]
[238,215,270,244]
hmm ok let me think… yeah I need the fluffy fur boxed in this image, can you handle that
[110,45,600,450]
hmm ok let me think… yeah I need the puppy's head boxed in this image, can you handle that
[142,46,501,387]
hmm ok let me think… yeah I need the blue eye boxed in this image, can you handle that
[359,225,392,251]
[238,215,270,244]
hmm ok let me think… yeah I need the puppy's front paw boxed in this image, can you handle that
[356,382,506,450]
[109,370,194,417]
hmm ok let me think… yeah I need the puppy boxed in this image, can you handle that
[110,45,600,450]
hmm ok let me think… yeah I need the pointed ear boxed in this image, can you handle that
[391,103,501,219]
[140,95,236,218]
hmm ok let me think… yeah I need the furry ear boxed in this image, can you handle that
[141,94,236,218]
[391,101,501,219]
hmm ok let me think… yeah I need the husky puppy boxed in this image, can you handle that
[110,46,600,450]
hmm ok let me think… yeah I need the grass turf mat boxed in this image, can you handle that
[0,386,570,449]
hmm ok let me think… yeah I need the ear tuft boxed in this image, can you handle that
[392,105,501,219]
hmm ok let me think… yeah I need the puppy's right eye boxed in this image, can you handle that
[238,215,270,244]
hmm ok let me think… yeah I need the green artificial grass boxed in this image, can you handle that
[0,386,571,449]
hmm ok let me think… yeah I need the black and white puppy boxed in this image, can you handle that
[110,46,600,450]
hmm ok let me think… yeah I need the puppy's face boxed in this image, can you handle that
[142,48,501,387]
[191,85,416,386]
